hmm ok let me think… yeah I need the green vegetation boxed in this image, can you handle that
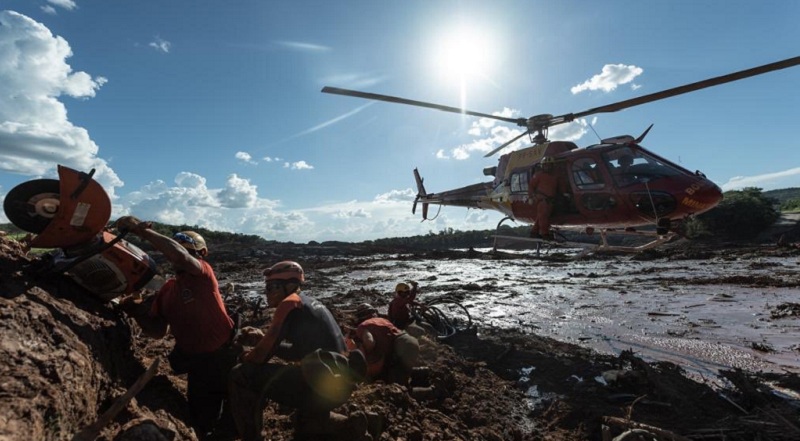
[366,227,493,249]
[763,187,800,213]
[763,187,800,205]
[684,187,780,241]
[120,222,273,251]
[779,198,800,213]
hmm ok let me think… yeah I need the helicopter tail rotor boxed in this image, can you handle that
[412,168,430,220]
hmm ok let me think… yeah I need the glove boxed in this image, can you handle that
[115,216,152,234]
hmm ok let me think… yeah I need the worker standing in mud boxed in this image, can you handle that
[527,156,567,240]
[349,303,420,384]
[228,260,367,440]
[114,217,238,439]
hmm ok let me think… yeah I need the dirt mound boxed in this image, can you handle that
[1,233,799,441]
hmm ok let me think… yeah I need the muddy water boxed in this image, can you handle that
[240,248,800,385]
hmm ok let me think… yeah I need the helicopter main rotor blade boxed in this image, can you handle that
[321,86,525,125]
[483,130,529,158]
[554,56,800,125]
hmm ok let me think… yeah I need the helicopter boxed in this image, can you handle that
[322,56,800,251]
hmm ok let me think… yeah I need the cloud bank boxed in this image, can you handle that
[0,11,121,194]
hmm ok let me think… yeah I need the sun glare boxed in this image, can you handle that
[432,24,495,107]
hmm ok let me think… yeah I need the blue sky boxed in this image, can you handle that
[1,0,799,243]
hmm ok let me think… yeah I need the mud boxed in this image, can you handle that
[1,233,800,440]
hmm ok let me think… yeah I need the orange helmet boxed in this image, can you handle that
[264,260,305,283]
[355,303,377,322]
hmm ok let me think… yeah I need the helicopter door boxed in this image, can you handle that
[570,158,616,212]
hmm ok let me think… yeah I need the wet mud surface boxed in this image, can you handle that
[2,234,800,440]
[231,243,800,381]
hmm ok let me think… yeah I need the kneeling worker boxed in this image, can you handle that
[351,303,420,385]
[228,260,366,440]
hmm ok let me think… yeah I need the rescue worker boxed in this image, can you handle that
[527,156,567,240]
[228,260,366,440]
[115,217,237,439]
[388,281,417,329]
[349,303,420,384]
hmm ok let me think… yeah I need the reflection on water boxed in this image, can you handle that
[243,247,800,382]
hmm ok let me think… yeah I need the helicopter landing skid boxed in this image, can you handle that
[593,229,678,253]
[492,228,677,256]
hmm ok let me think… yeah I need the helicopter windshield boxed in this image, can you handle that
[602,147,683,186]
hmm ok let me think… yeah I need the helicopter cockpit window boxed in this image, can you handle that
[571,158,604,190]
[603,147,683,186]
[510,171,529,193]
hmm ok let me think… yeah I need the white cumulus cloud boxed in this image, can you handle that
[217,174,258,208]
[571,64,643,94]
[235,151,257,164]
[287,160,314,170]
[0,11,120,194]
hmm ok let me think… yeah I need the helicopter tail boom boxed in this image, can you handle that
[413,168,495,220]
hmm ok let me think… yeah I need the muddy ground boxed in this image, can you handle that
[1,232,799,441]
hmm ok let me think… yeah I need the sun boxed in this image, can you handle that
[432,23,496,106]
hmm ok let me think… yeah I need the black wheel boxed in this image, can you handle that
[3,179,61,233]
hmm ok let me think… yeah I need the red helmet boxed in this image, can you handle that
[264,260,304,283]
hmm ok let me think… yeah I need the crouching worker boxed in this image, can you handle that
[114,217,238,439]
[350,303,420,385]
[228,261,367,440]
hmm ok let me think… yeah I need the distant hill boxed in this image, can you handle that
[764,187,800,204]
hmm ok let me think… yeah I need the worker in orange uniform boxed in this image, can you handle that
[228,260,366,439]
[527,156,567,240]
[114,218,238,439]
[349,303,420,384]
